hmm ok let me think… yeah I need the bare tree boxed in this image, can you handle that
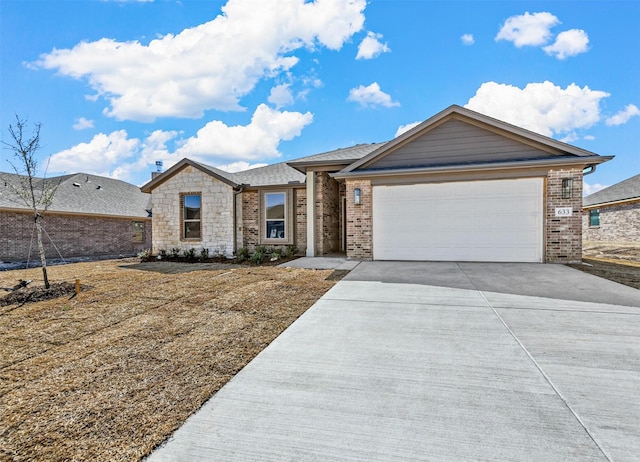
[2,116,59,288]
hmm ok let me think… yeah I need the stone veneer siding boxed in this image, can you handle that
[582,201,640,243]
[0,210,151,261]
[314,172,341,255]
[345,179,373,259]
[151,165,234,256]
[545,168,584,263]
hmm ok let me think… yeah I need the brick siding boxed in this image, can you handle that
[345,180,372,259]
[314,172,341,255]
[0,210,151,262]
[545,168,584,263]
[582,201,640,243]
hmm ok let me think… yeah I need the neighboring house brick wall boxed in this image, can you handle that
[345,179,372,259]
[545,168,583,263]
[152,165,234,256]
[582,201,640,243]
[314,172,341,255]
[0,210,151,261]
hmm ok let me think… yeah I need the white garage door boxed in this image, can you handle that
[373,178,543,262]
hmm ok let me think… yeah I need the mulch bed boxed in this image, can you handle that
[0,259,337,461]
[0,282,91,307]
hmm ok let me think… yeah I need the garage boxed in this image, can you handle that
[372,178,543,262]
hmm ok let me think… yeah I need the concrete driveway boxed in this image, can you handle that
[147,262,640,461]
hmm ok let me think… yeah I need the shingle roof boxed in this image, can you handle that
[287,143,387,165]
[583,173,640,207]
[0,172,151,218]
[232,162,305,186]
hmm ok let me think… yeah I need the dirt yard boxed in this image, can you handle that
[572,242,640,290]
[0,259,338,461]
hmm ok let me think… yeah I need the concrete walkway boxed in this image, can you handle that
[278,256,361,271]
[147,262,640,461]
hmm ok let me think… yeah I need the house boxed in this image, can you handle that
[582,173,640,246]
[141,105,612,263]
[0,172,152,262]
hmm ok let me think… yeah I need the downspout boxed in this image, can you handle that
[233,185,245,255]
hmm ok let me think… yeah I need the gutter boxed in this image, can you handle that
[333,156,614,179]
[232,184,246,255]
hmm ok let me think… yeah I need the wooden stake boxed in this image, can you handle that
[75,279,80,295]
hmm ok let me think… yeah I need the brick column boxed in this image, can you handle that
[345,179,373,259]
[545,168,583,263]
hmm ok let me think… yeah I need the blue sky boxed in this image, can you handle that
[1,0,638,193]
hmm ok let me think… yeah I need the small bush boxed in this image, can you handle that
[236,247,250,263]
[182,248,196,261]
[285,245,297,258]
[250,248,265,264]
[169,248,181,259]
[137,249,152,261]
[199,248,209,260]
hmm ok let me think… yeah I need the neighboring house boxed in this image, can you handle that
[0,172,152,262]
[582,173,640,245]
[141,105,612,263]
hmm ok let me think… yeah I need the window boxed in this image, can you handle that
[182,193,201,239]
[589,209,600,227]
[132,221,144,242]
[265,192,286,240]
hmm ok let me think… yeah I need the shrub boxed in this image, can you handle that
[169,248,181,259]
[250,247,265,264]
[137,249,152,261]
[182,248,196,261]
[199,248,209,260]
[236,246,250,263]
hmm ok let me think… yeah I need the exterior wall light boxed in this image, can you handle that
[354,187,361,205]
[561,178,573,199]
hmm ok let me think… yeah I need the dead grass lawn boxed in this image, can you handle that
[0,259,337,461]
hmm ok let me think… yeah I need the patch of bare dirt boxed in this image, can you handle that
[582,242,640,264]
[0,259,337,461]
[0,282,92,307]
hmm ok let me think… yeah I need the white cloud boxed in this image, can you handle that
[543,29,589,59]
[48,105,312,181]
[216,161,268,173]
[583,182,608,196]
[460,34,475,46]
[34,0,367,122]
[495,11,559,47]
[356,31,390,59]
[73,117,94,130]
[395,121,421,137]
[268,83,294,109]
[347,82,399,108]
[175,104,313,161]
[605,104,640,126]
[584,135,595,141]
[49,130,141,174]
[465,81,610,138]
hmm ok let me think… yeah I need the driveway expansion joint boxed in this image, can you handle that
[479,290,614,462]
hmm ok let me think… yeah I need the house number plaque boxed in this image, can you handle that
[555,207,573,217]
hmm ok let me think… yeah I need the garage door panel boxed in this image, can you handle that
[373,179,543,262]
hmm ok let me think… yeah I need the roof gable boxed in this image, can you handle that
[342,105,607,174]
[584,173,640,206]
[140,159,238,193]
